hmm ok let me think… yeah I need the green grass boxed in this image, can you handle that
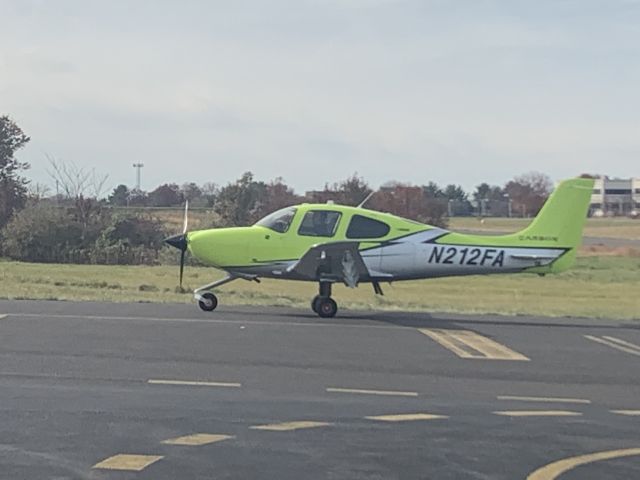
[1,257,638,320]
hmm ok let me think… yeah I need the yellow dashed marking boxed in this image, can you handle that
[365,413,448,422]
[419,329,529,361]
[162,433,234,446]
[527,447,640,480]
[493,410,582,417]
[148,379,241,388]
[497,395,591,404]
[326,387,418,397]
[92,454,163,471]
[611,410,640,416]
[250,421,332,431]
[584,335,640,357]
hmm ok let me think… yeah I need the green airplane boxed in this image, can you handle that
[165,177,594,318]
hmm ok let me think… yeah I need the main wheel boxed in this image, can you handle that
[316,297,338,318]
[311,295,322,313]
[198,292,218,312]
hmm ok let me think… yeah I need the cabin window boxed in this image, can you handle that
[298,210,341,237]
[255,207,297,233]
[346,214,390,239]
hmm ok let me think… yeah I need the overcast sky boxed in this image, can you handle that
[1,0,639,194]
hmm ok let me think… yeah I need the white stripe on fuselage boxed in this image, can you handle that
[373,236,565,279]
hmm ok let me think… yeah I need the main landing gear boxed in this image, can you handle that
[311,281,338,318]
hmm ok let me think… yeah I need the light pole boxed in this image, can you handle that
[133,163,144,190]
[504,193,512,218]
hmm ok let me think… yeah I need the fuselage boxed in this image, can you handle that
[186,204,569,282]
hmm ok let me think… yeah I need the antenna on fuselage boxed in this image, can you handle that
[356,190,375,209]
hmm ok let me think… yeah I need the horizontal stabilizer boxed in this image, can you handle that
[509,254,558,261]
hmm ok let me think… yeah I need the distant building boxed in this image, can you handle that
[304,190,340,203]
[590,177,640,216]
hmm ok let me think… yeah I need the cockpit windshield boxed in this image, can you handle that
[255,207,297,233]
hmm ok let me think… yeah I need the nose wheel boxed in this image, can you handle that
[197,292,218,312]
[311,282,338,318]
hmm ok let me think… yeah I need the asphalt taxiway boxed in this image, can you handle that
[0,300,639,479]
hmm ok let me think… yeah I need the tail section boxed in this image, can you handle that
[513,177,594,272]
[440,178,594,274]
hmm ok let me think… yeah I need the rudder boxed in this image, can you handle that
[515,177,594,272]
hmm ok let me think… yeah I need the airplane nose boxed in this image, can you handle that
[165,234,187,251]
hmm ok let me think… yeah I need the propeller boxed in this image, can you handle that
[164,201,189,287]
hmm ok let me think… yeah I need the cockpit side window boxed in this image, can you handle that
[298,210,341,237]
[346,214,390,239]
[255,207,297,233]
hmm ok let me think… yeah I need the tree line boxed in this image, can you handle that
[105,170,552,223]
[1,114,555,265]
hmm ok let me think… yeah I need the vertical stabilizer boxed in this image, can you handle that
[515,177,594,271]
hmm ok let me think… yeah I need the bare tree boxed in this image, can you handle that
[504,171,553,217]
[90,170,110,199]
[27,183,51,200]
[46,154,110,239]
[46,154,109,200]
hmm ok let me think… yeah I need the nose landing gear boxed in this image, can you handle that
[197,292,218,312]
[193,273,259,312]
[311,281,338,318]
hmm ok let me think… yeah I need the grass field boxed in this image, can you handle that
[1,256,638,320]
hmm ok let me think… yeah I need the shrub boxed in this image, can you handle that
[1,202,84,262]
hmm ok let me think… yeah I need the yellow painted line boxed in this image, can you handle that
[147,379,241,388]
[92,454,163,471]
[527,447,640,480]
[365,413,448,422]
[497,395,591,404]
[250,421,332,431]
[419,328,529,361]
[162,433,233,446]
[611,410,640,416]
[584,335,640,357]
[493,410,582,417]
[326,387,418,397]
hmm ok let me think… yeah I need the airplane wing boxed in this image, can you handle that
[286,241,384,286]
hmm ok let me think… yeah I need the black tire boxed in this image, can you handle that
[198,292,218,312]
[311,295,322,313]
[316,297,338,318]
